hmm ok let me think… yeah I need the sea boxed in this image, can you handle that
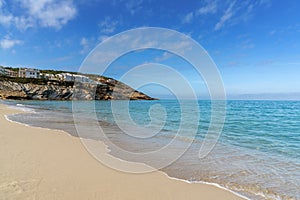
[2,99,300,200]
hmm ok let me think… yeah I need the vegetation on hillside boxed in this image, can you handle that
[39,69,78,75]
[0,75,74,87]
[3,67,19,71]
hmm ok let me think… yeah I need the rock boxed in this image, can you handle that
[0,78,157,101]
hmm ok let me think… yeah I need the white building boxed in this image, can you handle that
[73,74,94,83]
[48,73,100,84]
[57,73,95,83]
[6,69,18,77]
[60,73,75,82]
[19,68,40,78]
[41,73,58,80]
[56,74,63,81]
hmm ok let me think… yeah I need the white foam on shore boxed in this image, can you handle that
[4,114,32,127]
[5,114,74,139]
[3,106,74,138]
[3,103,38,127]
[163,173,251,200]
[8,104,36,113]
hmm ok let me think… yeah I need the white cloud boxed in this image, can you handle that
[19,0,77,29]
[259,0,272,7]
[181,0,269,30]
[0,0,76,30]
[80,37,91,54]
[99,17,118,34]
[98,35,110,42]
[214,1,236,31]
[213,0,271,31]
[181,1,217,24]
[0,36,23,49]
[80,37,88,46]
[0,13,13,26]
[182,12,194,24]
[80,34,113,55]
[197,1,217,15]
[154,51,173,62]
[125,0,143,15]
[240,39,255,49]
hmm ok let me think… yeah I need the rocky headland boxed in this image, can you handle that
[0,75,156,101]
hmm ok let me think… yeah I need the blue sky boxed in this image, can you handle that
[0,0,300,99]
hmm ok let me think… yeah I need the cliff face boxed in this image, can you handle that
[0,78,156,101]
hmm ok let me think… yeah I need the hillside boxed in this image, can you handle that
[0,74,157,101]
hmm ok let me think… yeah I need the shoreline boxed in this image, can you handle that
[0,102,246,200]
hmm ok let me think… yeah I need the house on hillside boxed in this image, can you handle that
[5,69,18,77]
[60,73,75,82]
[40,73,58,81]
[56,74,63,81]
[19,68,40,78]
[73,74,95,83]
[0,67,18,77]
[57,73,98,84]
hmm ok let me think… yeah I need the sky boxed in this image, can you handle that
[0,0,300,99]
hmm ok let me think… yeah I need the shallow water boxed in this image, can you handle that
[4,100,300,200]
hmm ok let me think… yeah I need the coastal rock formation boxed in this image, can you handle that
[0,77,156,100]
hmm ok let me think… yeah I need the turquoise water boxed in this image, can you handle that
[4,100,300,200]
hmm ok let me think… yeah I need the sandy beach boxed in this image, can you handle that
[0,103,245,200]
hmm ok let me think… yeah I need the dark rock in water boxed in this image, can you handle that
[0,76,157,101]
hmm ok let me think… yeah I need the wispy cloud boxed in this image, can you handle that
[80,37,91,54]
[99,17,118,34]
[182,12,194,24]
[240,39,255,49]
[214,1,236,31]
[197,1,217,15]
[0,36,23,49]
[79,16,117,55]
[259,0,272,7]
[80,33,115,55]
[214,0,271,31]
[181,1,217,24]
[181,0,271,31]
[269,30,276,35]
[154,51,173,62]
[125,0,143,15]
[80,34,111,55]
[0,0,77,30]
[98,35,111,42]
[0,0,18,27]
